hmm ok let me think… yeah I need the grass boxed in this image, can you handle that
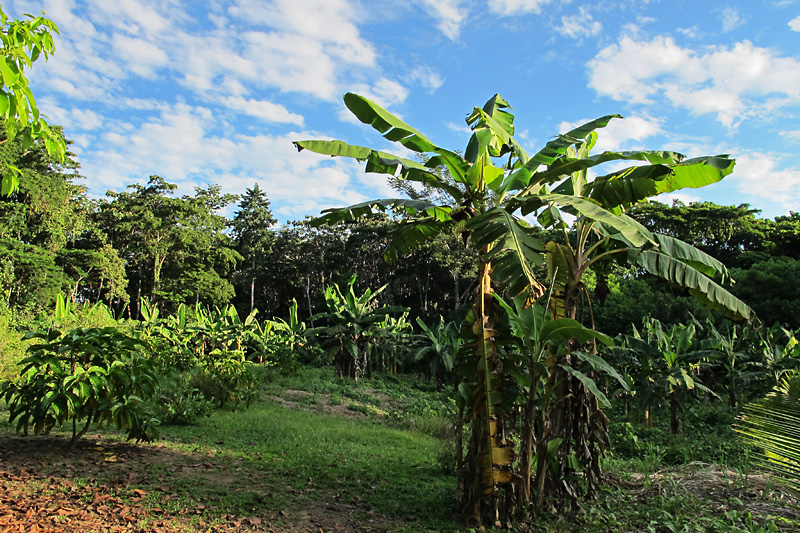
[1,365,799,532]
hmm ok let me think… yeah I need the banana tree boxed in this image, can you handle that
[413,315,462,386]
[622,318,718,433]
[311,274,406,381]
[295,92,750,526]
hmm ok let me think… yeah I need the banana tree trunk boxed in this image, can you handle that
[458,258,516,528]
[533,277,607,509]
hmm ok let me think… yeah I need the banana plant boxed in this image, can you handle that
[757,325,800,389]
[295,92,750,525]
[310,274,406,381]
[704,320,758,408]
[493,293,625,503]
[622,318,718,433]
[413,315,462,385]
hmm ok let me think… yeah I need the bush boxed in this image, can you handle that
[0,327,159,447]
[149,370,215,425]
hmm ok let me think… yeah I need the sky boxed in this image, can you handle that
[7,0,800,222]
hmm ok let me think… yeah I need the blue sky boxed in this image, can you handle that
[9,0,800,222]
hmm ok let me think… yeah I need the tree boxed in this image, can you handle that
[311,274,406,381]
[295,93,749,526]
[0,6,66,194]
[95,177,240,316]
[231,184,276,313]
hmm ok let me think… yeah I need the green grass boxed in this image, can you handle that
[2,364,799,532]
[161,401,457,527]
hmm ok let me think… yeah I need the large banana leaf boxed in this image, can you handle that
[629,249,752,322]
[310,198,450,227]
[294,139,466,201]
[342,93,470,184]
[534,194,656,248]
[584,155,735,209]
[537,150,685,192]
[598,215,732,281]
[469,208,546,303]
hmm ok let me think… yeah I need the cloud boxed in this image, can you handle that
[556,6,602,39]
[39,99,104,131]
[781,129,800,142]
[488,0,556,16]
[224,97,305,125]
[409,66,445,92]
[81,103,380,220]
[414,0,467,40]
[728,152,800,212]
[23,0,382,107]
[348,78,409,110]
[789,15,800,31]
[111,34,170,77]
[721,7,744,32]
[587,36,800,128]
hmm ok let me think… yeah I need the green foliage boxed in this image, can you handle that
[0,7,66,194]
[0,327,159,447]
[735,371,800,491]
[412,315,462,385]
[297,91,746,526]
[135,299,262,409]
[94,176,240,316]
[311,275,408,381]
[231,183,276,314]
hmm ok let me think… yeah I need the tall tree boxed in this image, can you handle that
[95,176,240,316]
[0,130,88,312]
[296,93,750,526]
[231,184,276,313]
[0,7,66,194]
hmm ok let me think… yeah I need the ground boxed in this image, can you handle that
[1,386,799,532]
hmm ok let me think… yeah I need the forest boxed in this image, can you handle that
[1,8,800,533]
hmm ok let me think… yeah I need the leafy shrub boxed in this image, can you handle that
[149,370,214,425]
[0,327,159,447]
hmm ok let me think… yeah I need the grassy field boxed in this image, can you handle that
[1,367,799,532]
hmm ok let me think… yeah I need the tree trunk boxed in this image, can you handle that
[458,258,515,528]
[532,276,607,511]
[250,255,256,313]
[670,391,680,434]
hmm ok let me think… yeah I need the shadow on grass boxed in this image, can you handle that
[0,399,459,532]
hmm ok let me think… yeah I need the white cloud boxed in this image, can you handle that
[112,35,170,77]
[781,129,800,142]
[414,0,467,40]
[556,6,602,39]
[789,15,800,31]
[228,0,375,66]
[410,66,445,92]
[446,121,473,135]
[728,152,800,211]
[587,36,800,128]
[224,97,305,125]
[350,78,409,109]
[82,104,377,220]
[721,7,744,32]
[39,99,103,131]
[488,0,556,16]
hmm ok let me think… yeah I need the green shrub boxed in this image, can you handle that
[149,370,214,425]
[0,327,159,447]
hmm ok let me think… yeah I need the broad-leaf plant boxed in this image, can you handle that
[295,93,752,526]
